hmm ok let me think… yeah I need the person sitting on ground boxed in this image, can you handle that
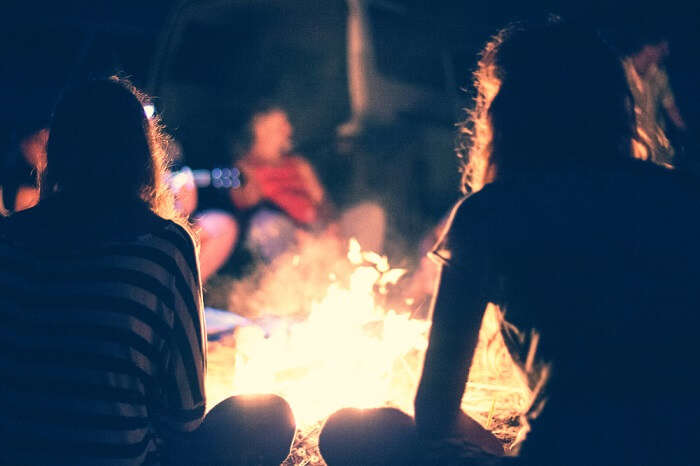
[0,77,295,466]
[416,20,700,465]
[320,20,700,466]
[231,104,385,262]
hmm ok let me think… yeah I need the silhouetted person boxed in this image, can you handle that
[0,78,294,465]
[623,33,686,166]
[320,20,700,466]
[417,21,700,465]
[231,106,327,260]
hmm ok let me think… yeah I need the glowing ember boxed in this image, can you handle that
[206,238,536,464]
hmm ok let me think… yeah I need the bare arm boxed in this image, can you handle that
[230,163,263,209]
[295,157,325,205]
[414,264,486,439]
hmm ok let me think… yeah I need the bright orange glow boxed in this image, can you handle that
[632,135,650,161]
[143,104,155,119]
[207,239,536,463]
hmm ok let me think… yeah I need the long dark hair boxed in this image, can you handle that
[42,77,179,220]
[460,20,635,193]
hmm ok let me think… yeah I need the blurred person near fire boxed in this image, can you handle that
[0,77,295,466]
[0,124,48,215]
[320,20,700,466]
[231,105,385,262]
[623,31,687,166]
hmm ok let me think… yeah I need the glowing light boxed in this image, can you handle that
[143,104,155,119]
[206,238,537,463]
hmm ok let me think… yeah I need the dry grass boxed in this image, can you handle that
[204,239,538,465]
[206,307,534,465]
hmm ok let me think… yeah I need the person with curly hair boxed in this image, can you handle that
[0,78,295,465]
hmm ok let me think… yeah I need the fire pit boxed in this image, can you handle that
[206,239,534,465]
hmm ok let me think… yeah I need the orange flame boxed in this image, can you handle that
[207,238,536,463]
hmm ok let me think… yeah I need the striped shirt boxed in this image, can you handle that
[0,196,206,465]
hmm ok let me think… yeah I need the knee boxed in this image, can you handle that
[319,407,416,466]
[212,393,295,433]
[246,210,298,260]
[198,211,239,247]
[199,394,296,465]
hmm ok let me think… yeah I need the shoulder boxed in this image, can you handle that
[142,220,198,271]
[431,187,503,267]
[443,184,506,233]
[154,220,197,252]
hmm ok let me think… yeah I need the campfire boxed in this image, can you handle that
[206,237,537,465]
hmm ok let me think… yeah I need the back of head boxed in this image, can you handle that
[463,20,634,192]
[43,77,171,214]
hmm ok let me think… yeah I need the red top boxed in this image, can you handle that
[250,156,318,225]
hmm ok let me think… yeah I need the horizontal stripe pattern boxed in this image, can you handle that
[0,219,205,466]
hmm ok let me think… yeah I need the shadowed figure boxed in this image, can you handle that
[319,20,700,466]
[0,78,295,466]
[622,32,686,166]
[418,20,700,466]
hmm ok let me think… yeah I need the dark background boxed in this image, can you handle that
[2,0,698,254]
